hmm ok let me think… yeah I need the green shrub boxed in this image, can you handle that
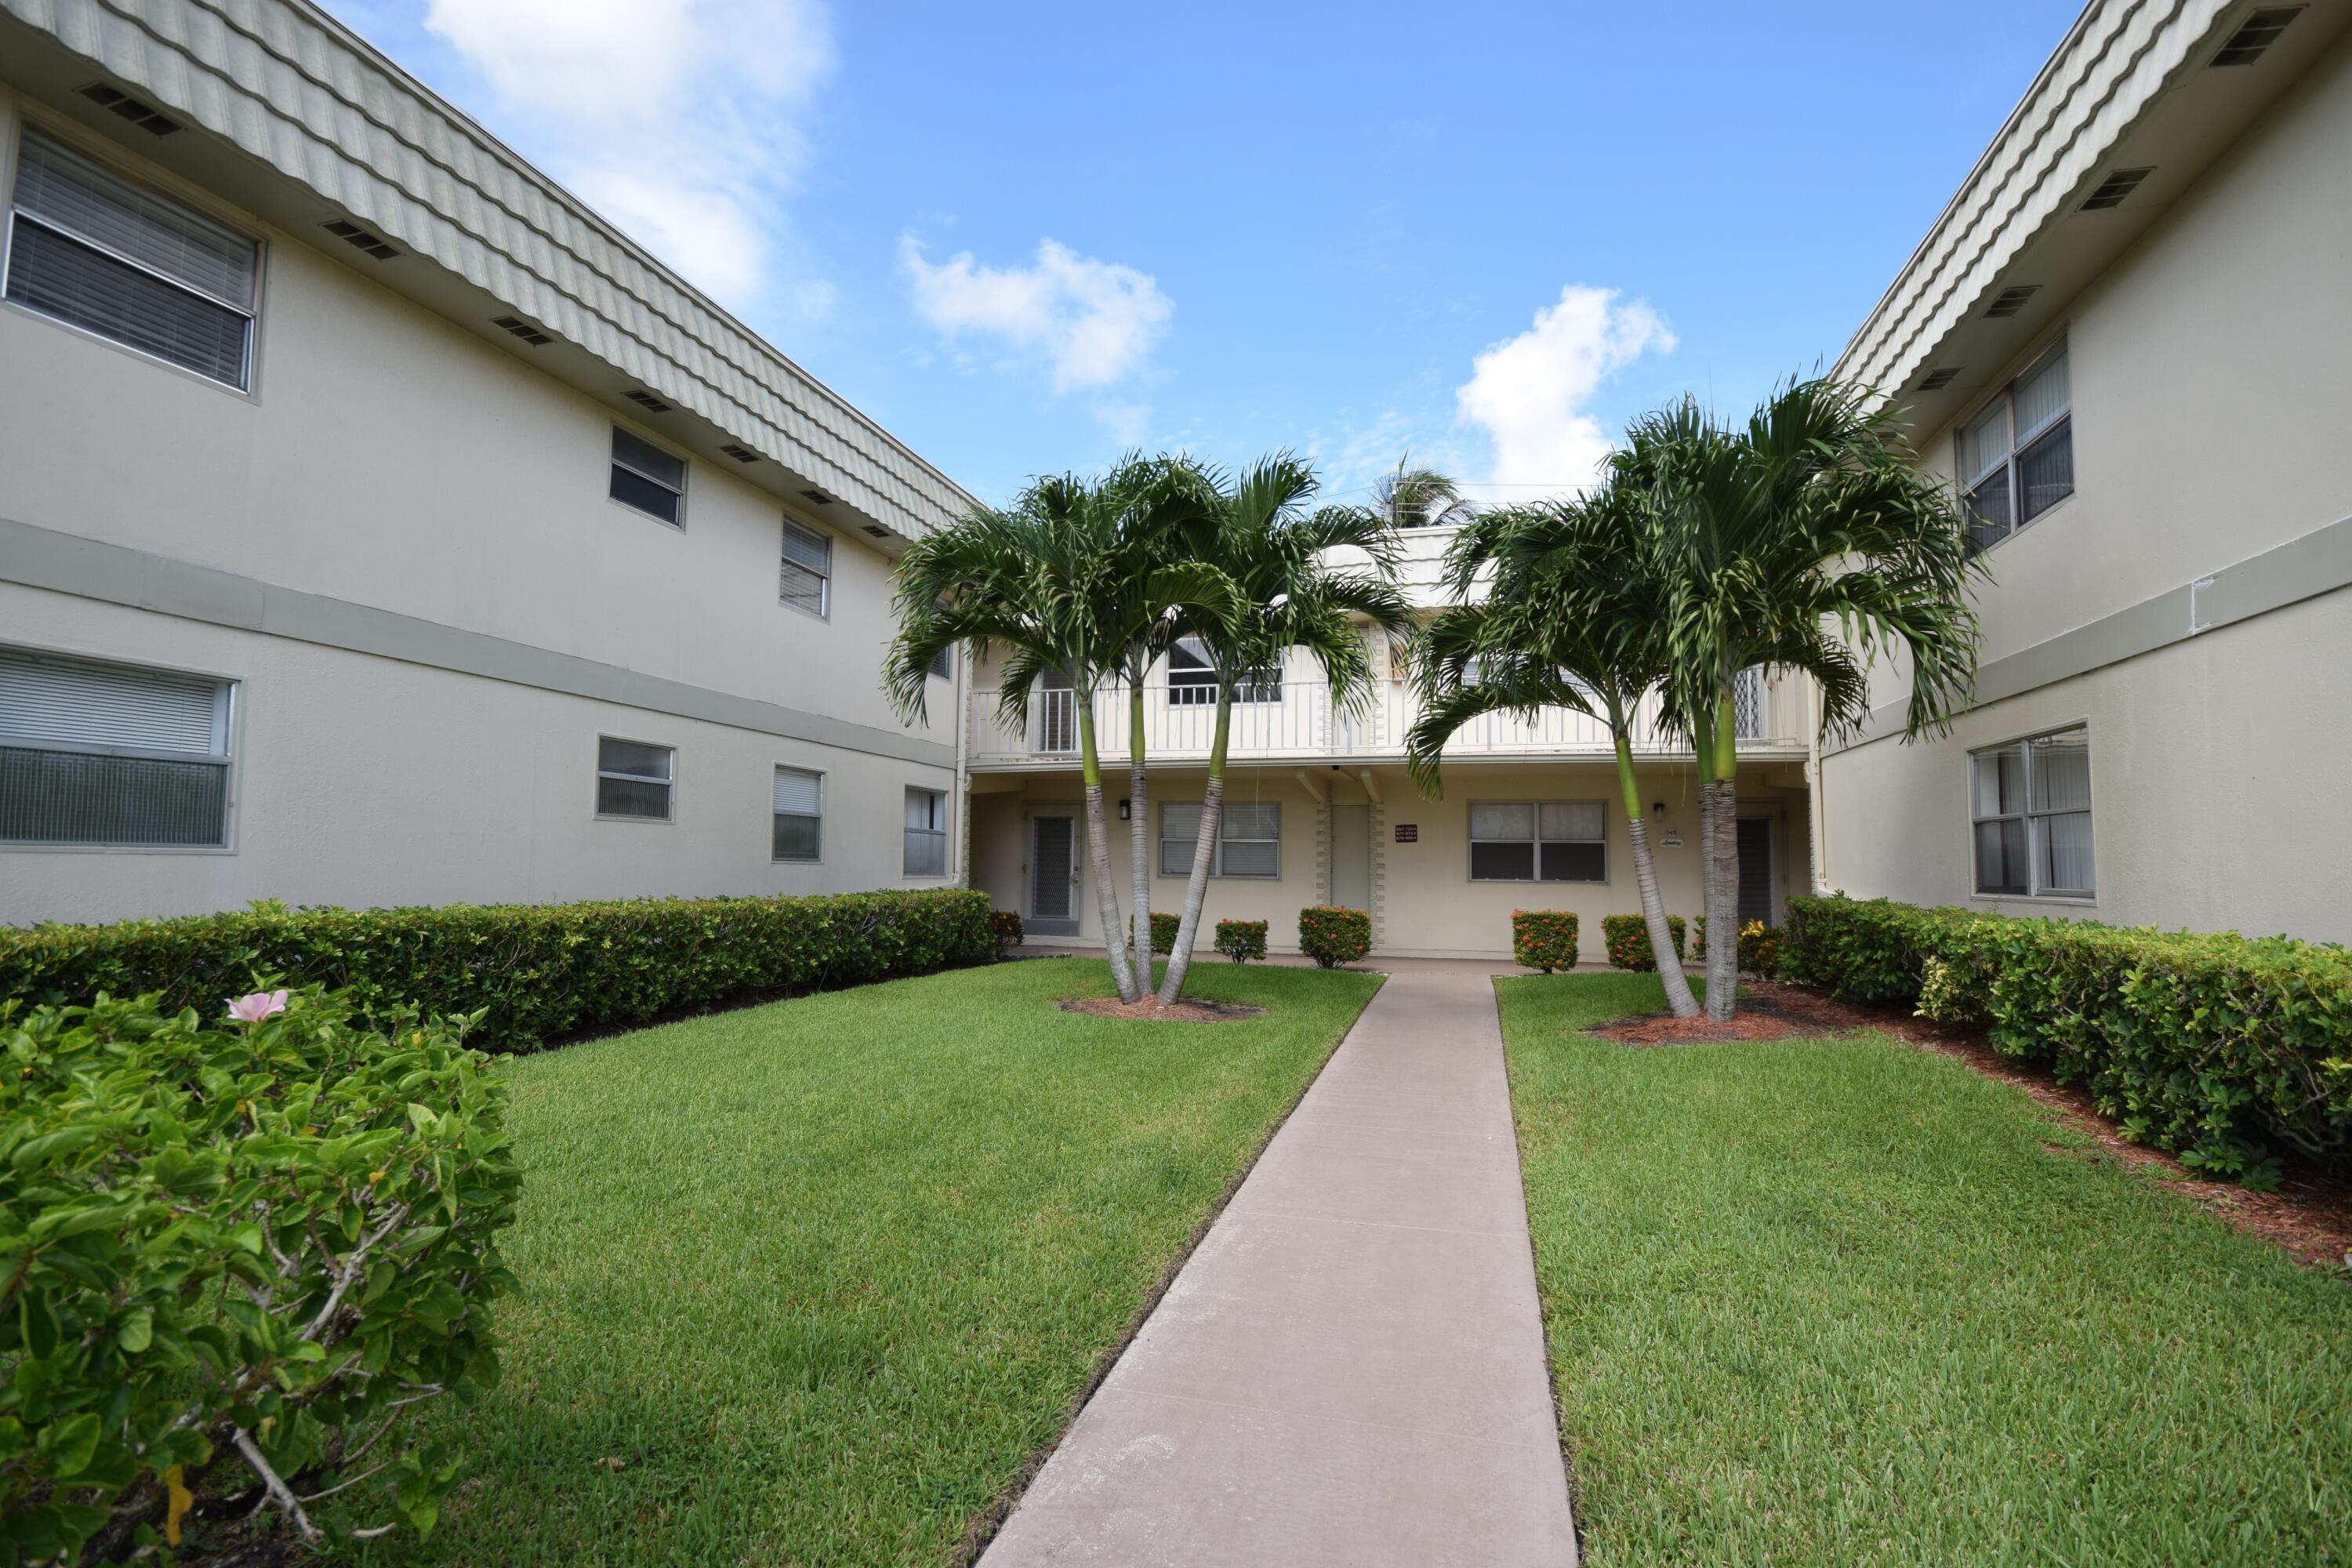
[1512,911,1580,974]
[1783,895,2352,1185]
[989,909,1024,956]
[0,985,519,1562]
[1125,911,1181,956]
[0,889,993,1056]
[1600,913,1685,971]
[1692,916,1784,975]
[1297,907,1371,970]
[1212,919,1268,964]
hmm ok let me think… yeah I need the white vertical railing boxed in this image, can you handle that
[967,670,1808,764]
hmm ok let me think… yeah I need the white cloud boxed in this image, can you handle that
[1455,285,1674,493]
[421,0,833,307]
[898,236,1172,393]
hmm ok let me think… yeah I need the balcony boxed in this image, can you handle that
[967,668,1807,769]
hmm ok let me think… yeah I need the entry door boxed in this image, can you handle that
[1330,804,1372,912]
[1029,814,1078,935]
[1736,818,1774,927]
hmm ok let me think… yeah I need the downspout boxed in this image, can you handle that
[1805,673,1828,895]
[953,638,971,888]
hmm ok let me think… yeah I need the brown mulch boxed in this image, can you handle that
[1057,996,1266,1023]
[1597,978,2352,1272]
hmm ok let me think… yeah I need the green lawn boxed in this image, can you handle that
[1497,972,2352,1568]
[343,959,1381,1567]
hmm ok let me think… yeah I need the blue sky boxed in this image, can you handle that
[325,0,2082,506]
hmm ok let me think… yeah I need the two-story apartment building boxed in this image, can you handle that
[1820,0,2352,945]
[964,528,1817,959]
[0,0,971,924]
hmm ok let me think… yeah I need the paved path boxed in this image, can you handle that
[981,961,1579,1567]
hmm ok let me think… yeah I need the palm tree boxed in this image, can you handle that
[885,459,1232,1004]
[1614,379,1984,1020]
[1374,456,1475,530]
[1404,484,1701,1016]
[1155,455,1413,1004]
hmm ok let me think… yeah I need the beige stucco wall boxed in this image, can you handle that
[1821,586,2352,944]
[0,92,963,923]
[1825,30,2352,942]
[971,761,1807,961]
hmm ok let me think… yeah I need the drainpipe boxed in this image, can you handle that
[1804,674,1828,895]
[953,643,971,888]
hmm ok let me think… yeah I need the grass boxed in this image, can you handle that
[343,958,1381,1567]
[1497,971,2352,1568]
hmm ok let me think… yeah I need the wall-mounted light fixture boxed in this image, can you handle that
[1118,799,1132,821]
[1652,800,1667,818]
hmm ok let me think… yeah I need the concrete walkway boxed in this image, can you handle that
[981,961,1579,1566]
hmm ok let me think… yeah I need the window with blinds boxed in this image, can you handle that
[3,128,260,389]
[595,736,673,820]
[608,428,686,525]
[781,520,831,618]
[1469,801,1606,882]
[773,765,822,862]
[1970,726,2093,897]
[1957,342,2072,552]
[903,786,947,877]
[1159,801,1281,879]
[0,647,234,846]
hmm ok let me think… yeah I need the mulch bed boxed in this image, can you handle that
[1057,996,1266,1024]
[1596,978,2352,1272]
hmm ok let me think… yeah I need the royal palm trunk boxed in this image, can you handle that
[1075,699,1140,1003]
[1614,731,1700,1017]
[1127,670,1153,996]
[1701,689,1740,1021]
[1158,688,1232,1004]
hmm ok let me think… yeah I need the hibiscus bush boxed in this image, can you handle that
[1212,920,1268,964]
[1600,913,1686,971]
[0,985,519,1563]
[1511,912,1580,974]
[1297,908,1371,969]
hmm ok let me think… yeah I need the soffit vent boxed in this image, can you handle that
[717,443,761,463]
[1918,367,1962,391]
[2079,167,2154,210]
[77,83,181,136]
[800,487,837,506]
[861,524,891,539]
[2210,6,2302,66]
[622,389,673,413]
[1985,285,2040,319]
[491,314,552,347]
[321,220,397,260]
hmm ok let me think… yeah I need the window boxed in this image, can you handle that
[1469,801,1606,882]
[929,644,954,681]
[773,766,822,862]
[4,127,259,389]
[0,647,234,847]
[596,736,673,820]
[781,519,831,617]
[904,786,948,877]
[1159,801,1281,879]
[1958,342,2072,551]
[609,428,685,525]
[1167,636,1278,706]
[1970,726,2093,898]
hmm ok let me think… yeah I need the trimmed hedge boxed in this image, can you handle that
[1783,895,2352,1185]
[1298,907,1371,969]
[0,985,517,1559]
[1691,915,1784,975]
[1512,911,1579,974]
[1213,919,1269,964]
[0,889,994,1056]
[1126,911,1181,956]
[1601,913,1686,971]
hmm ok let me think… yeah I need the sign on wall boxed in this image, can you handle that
[1394,823,1418,843]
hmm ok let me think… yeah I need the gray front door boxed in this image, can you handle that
[1330,804,1371,913]
[1030,814,1078,935]
[1737,817,1774,926]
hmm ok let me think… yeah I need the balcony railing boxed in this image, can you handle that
[969,668,1804,766]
